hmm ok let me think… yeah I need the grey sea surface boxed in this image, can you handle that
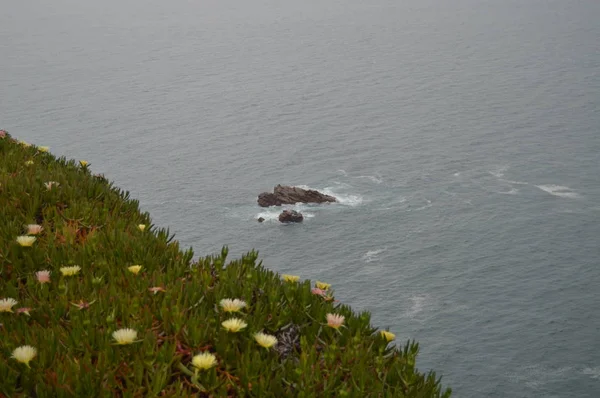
[2,0,600,396]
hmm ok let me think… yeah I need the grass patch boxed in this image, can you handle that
[0,130,451,397]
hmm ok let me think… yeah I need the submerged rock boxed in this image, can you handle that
[258,185,337,207]
[257,217,265,223]
[278,210,304,223]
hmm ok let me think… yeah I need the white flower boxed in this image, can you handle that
[221,318,248,333]
[219,298,247,313]
[11,346,37,367]
[16,236,36,247]
[191,352,218,371]
[26,224,43,235]
[0,298,18,312]
[326,313,345,329]
[112,328,138,345]
[44,181,60,190]
[254,332,277,349]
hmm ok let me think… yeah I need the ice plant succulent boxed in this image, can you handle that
[36,270,51,284]
[11,346,37,367]
[219,298,247,313]
[191,352,217,371]
[137,224,146,231]
[326,313,345,329]
[112,328,138,345]
[311,288,327,297]
[16,236,36,247]
[316,281,331,290]
[60,266,81,276]
[149,286,166,295]
[380,330,396,342]
[222,318,248,333]
[26,224,43,235]
[79,160,89,167]
[0,298,18,312]
[128,265,143,275]
[254,332,278,349]
[282,274,300,283]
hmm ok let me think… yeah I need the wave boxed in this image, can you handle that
[582,367,600,380]
[489,166,508,178]
[295,185,364,207]
[498,188,519,195]
[535,184,581,199]
[500,179,529,185]
[362,247,386,263]
[406,294,431,318]
[356,175,383,184]
[255,205,315,222]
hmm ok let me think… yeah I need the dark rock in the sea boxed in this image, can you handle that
[279,210,304,223]
[258,185,337,207]
[257,217,265,223]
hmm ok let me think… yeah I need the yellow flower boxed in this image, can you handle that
[191,352,217,371]
[60,266,81,276]
[254,332,277,349]
[316,281,331,290]
[128,265,143,275]
[0,298,18,312]
[219,298,247,313]
[79,160,89,167]
[326,313,345,329]
[20,140,31,147]
[24,160,34,166]
[380,330,396,342]
[137,224,146,231]
[26,224,43,235]
[112,328,138,345]
[11,346,37,367]
[222,318,248,333]
[282,274,300,283]
[38,146,49,152]
[16,236,36,247]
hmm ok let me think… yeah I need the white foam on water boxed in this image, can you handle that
[321,187,364,206]
[583,367,600,380]
[255,204,315,222]
[500,179,529,185]
[406,294,431,318]
[362,247,387,263]
[489,166,508,178]
[336,169,348,176]
[535,184,581,199]
[453,172,461,177]
[356,175,383,184]
[498,188,519,195]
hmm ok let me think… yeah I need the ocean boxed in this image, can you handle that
[2,0,599,396]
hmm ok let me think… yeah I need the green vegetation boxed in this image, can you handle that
[0,130,450,397]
